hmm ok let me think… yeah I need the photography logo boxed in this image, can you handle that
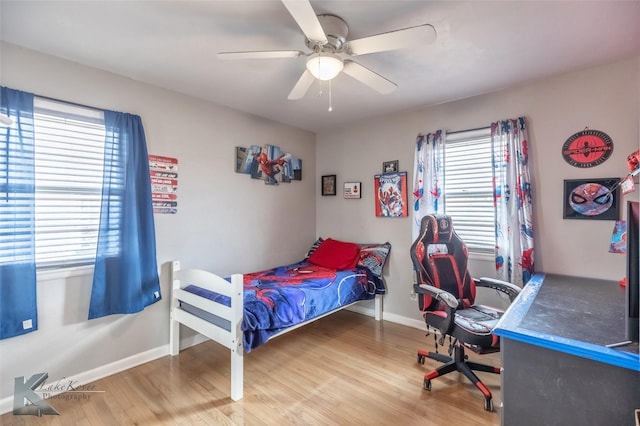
[13,372,104,417]
[13,373,60,416]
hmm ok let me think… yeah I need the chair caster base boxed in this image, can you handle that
[423,378,431,391]
[484,397,494,412]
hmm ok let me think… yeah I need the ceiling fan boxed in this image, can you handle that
[217,0,437,100]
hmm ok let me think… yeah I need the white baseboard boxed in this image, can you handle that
[382,311,427,331]
[345,303,373,317]
[179,332,209,350]
[347,304,426,330]
[0,345,168,415]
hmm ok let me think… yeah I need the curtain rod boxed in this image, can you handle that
[447,125,491,135]
[35,93,105,113]
[3,85,109,113]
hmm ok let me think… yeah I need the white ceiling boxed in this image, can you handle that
[2,1,639,133]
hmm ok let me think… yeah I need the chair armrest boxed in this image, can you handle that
[475,277,521,302]
[414,284,459,309]
[413,283,458,336]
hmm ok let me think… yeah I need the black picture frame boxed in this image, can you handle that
[382,160,398,173]
[321,174,336,196]
[563,178,619,220]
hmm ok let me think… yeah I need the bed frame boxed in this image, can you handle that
[168,260,383,401]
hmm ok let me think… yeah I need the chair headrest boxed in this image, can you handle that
[420,214,454,245]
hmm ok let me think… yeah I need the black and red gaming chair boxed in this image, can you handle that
[411,214,520,411]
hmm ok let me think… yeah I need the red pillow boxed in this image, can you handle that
[308,238,360,270]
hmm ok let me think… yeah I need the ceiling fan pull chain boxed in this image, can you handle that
[328,79,333,112]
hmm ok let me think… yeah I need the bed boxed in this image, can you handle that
[169,238,390,401]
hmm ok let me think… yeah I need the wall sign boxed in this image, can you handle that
[343,182,361,199]
[149,154,178,214]
[561,128,613,168]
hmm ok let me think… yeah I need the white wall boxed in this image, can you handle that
[316,56,640,326]
[0,42,316,405]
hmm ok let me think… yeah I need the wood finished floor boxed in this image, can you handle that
[2,310,502,425]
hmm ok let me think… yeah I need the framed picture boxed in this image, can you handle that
[236,144,303,184]
[374,172,408,217]
[563,178,619,220]
[343,182,361,199]
[382,160,398,173]
[322,174,337,196]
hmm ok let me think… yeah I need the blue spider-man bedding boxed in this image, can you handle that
[181,260,383,352]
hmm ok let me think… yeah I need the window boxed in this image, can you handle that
[33,97,105,268]
[443,128,495,252]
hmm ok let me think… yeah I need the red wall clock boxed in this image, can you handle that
[561,129,613,168]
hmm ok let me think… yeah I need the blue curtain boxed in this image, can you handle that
[0,87,38,339]
[88,111,161,319]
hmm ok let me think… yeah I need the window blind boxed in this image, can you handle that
[444,128,495,252]
[33,97,105,268]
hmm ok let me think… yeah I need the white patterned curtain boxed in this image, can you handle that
[491,117,535,286]
[412,130,445,239]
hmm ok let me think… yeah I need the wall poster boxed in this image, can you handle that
[374,172,408,217]
[235,145,302,185]
[149,154,178,214]
[562,178,619,220]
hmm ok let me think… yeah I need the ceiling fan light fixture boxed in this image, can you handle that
[306,52,343,81]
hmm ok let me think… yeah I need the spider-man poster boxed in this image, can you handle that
[236,144,302,185]
[563,178,619,220]
[374,172,408,217]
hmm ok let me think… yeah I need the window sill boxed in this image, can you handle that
[468,250,494,262]
[37,265,93,282]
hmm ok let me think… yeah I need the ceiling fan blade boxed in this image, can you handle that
[342,61,397,94]
[345,24,436,56]
[288,69,315,100]
[281,0,328,45]
[217,50,305,60]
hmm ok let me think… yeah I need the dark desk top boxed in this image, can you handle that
[494,273,640,372]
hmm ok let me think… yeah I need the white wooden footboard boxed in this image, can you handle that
[169,260,384,402]
[169,260,244,401]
